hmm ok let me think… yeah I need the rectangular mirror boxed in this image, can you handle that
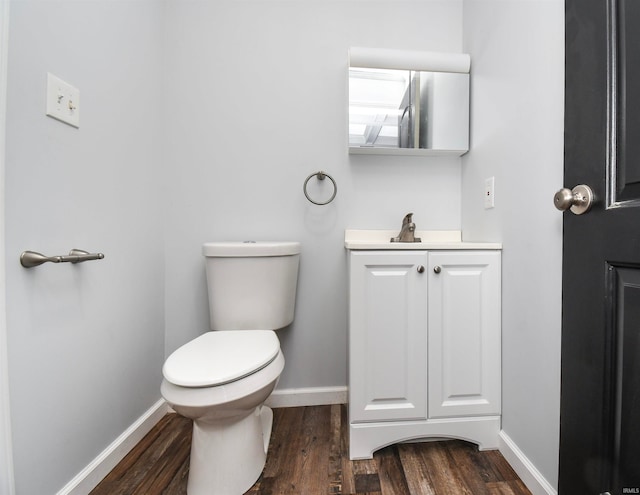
[348,48,470,156]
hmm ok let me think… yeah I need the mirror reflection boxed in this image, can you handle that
[348,67,469,153]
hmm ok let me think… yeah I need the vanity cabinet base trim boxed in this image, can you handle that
[349,415,500,460]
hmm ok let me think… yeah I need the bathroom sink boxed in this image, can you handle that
[344,229,502,250]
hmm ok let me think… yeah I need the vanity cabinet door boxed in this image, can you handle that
[427,251,501,418]
[349,251,428,423]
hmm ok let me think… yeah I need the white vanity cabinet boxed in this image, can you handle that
[347,248,501,460]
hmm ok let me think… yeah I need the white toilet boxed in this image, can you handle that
[161,241,300,495]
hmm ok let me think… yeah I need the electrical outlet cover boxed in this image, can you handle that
[484,177,495,209]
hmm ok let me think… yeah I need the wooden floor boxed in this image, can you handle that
[90,405,532,495]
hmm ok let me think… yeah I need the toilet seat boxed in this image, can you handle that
[163,330,280,387]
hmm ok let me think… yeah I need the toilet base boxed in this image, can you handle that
[187,405,273,495]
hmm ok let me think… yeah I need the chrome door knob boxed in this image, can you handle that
[554,184,594,215]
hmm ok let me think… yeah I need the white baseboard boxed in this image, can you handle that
[265,386,347,408]
[56,399,169,495]
[499,430,557,495]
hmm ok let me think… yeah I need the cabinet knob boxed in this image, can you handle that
[417,265,425,273]
[433,265,442,274]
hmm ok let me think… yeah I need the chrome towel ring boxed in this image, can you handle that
[303,171,337,205]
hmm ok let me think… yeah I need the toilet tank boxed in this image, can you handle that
[202,241,300,331]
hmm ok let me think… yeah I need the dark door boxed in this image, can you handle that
[560,1,640,494]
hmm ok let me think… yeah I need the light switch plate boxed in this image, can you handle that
[46,73,80,128]
[484,177,495,209]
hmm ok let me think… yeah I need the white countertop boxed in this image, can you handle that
[345,229,502,250]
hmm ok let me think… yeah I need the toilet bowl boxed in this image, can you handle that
[161,331,285,495]
[161,241,300,495]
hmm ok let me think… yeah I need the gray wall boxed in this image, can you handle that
[5,0,465,492]
[5,1,165,493]
[162,0,465,390]
[462,0,564,488]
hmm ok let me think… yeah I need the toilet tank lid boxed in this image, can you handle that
[202,241,300,257]
[163,330,280,387]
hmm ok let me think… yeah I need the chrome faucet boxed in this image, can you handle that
[390,213,422,243]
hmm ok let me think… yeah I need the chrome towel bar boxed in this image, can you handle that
[20,249,105,268]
